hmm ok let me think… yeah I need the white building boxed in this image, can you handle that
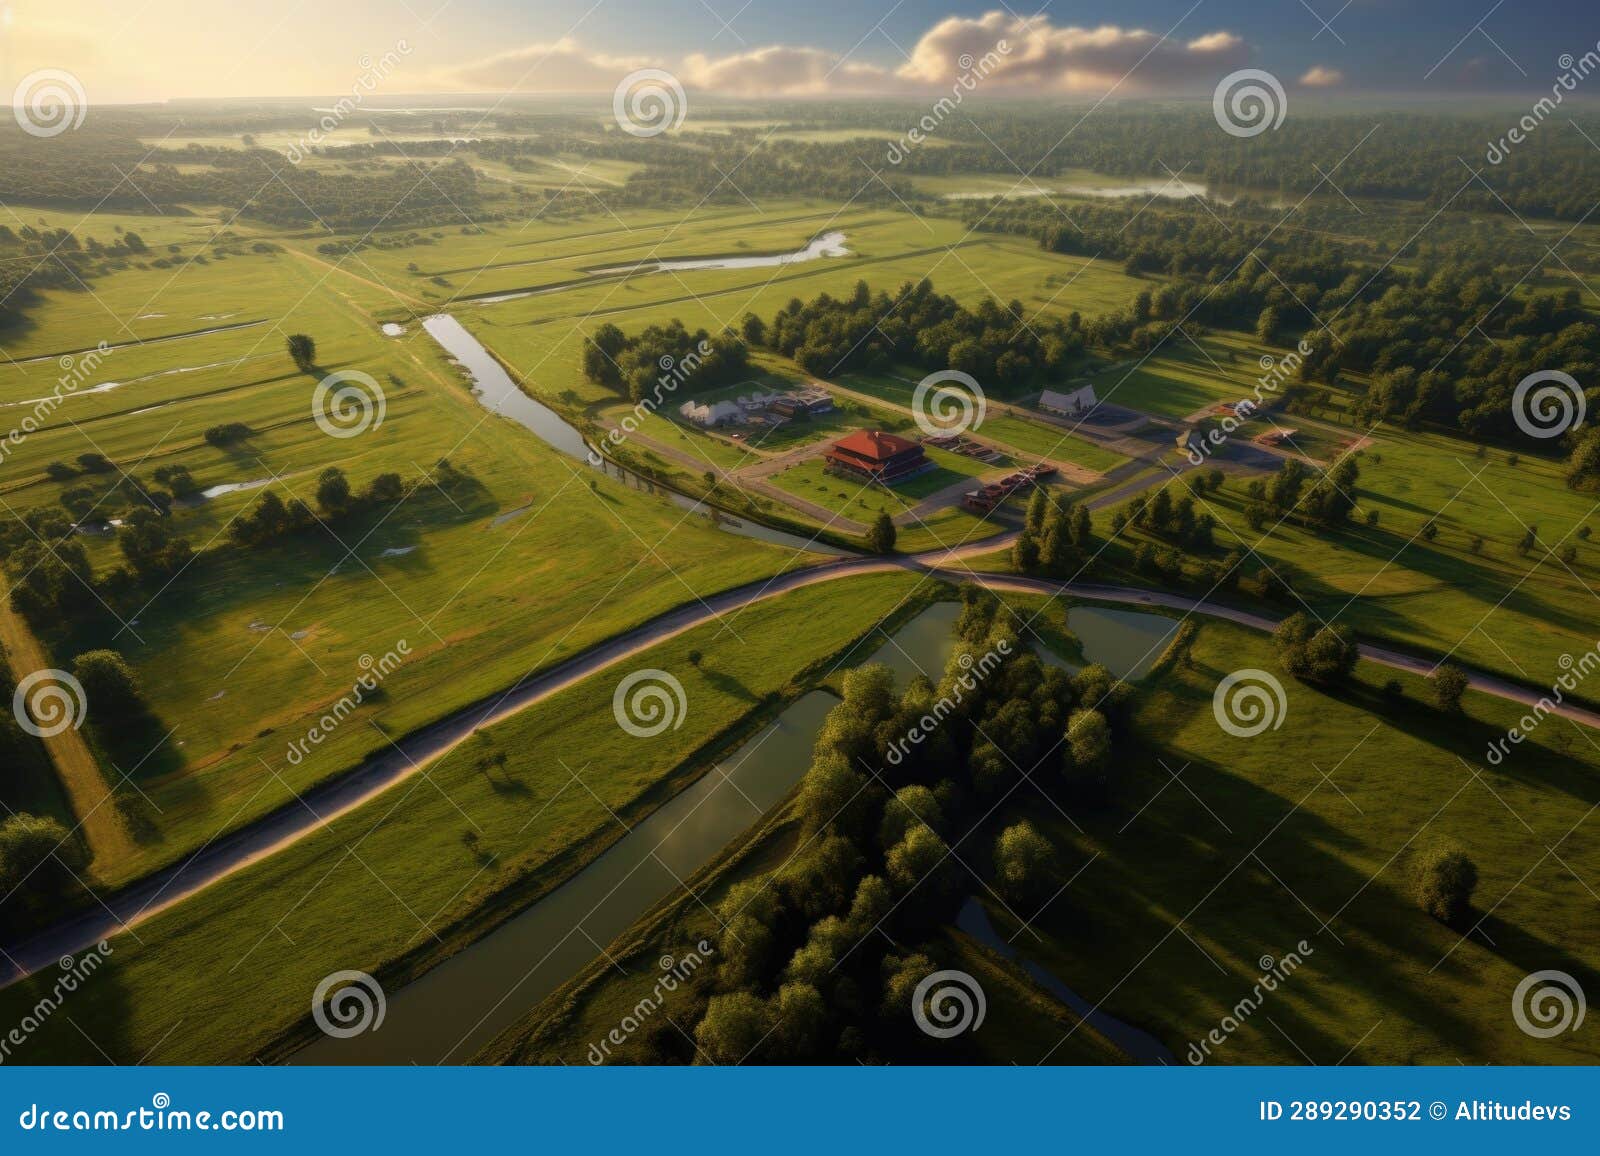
[679,398,743,427]
[1039,384,1098,417]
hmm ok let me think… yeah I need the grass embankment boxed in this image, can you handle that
[0,573,935,1064]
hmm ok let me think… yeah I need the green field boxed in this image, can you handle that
[998,609,1600,1065]
[0,239,821,886]
[479,594,1600,1065]
[0,573,935,1064]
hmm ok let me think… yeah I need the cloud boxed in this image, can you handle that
[441,10,1252,98]
[442,37,656,92]
[895,13,1248,93]
[681,46,895,97]
[1299,65,1345,88]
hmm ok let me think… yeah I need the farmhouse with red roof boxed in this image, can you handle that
[823,430,932,485]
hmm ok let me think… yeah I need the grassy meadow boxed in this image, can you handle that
[0,572,934,1064]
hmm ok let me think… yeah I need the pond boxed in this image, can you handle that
[417,314,847,555]
[857,600,1177,684]
[1065,606,1179,681]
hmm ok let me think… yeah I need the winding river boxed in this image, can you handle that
[418,314,848,555]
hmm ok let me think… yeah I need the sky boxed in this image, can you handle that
[2,0,1596,105]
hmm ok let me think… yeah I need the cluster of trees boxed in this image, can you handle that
[597,588,1130,1063]
[228,465,407,547]
[761,279,1084,388]
[287,334,317,372]
[3,458,431,631]
[581,320,749,404]
[1273,612,1359,685]
[204,423,253,447]
[1242,457,1361,531]
[1013,488,1092,575]
[1119,485,1216,550]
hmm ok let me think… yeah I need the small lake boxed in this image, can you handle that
[859,600,1177,683]
[417,314,847,555]
[1066,606,1178,681]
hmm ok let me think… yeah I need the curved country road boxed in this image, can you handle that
[2,535,1595,986]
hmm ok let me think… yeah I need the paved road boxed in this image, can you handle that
[2,536,1594,986]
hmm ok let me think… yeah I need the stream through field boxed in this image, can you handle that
[293,600,1176,1063]
[467,231,850,304]
[416,314,847,555]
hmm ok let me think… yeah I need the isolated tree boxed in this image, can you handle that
[1429,663,1470,712]
[315,466,351,515]
[0,813,85,905]
[72,649,146,720]
[1274,612,1358,684]
[867,512,897,554]
[994,820,1057,905]
[1414,842,1477,925]
[1064,708,1112,781]
[286,333,316,372]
